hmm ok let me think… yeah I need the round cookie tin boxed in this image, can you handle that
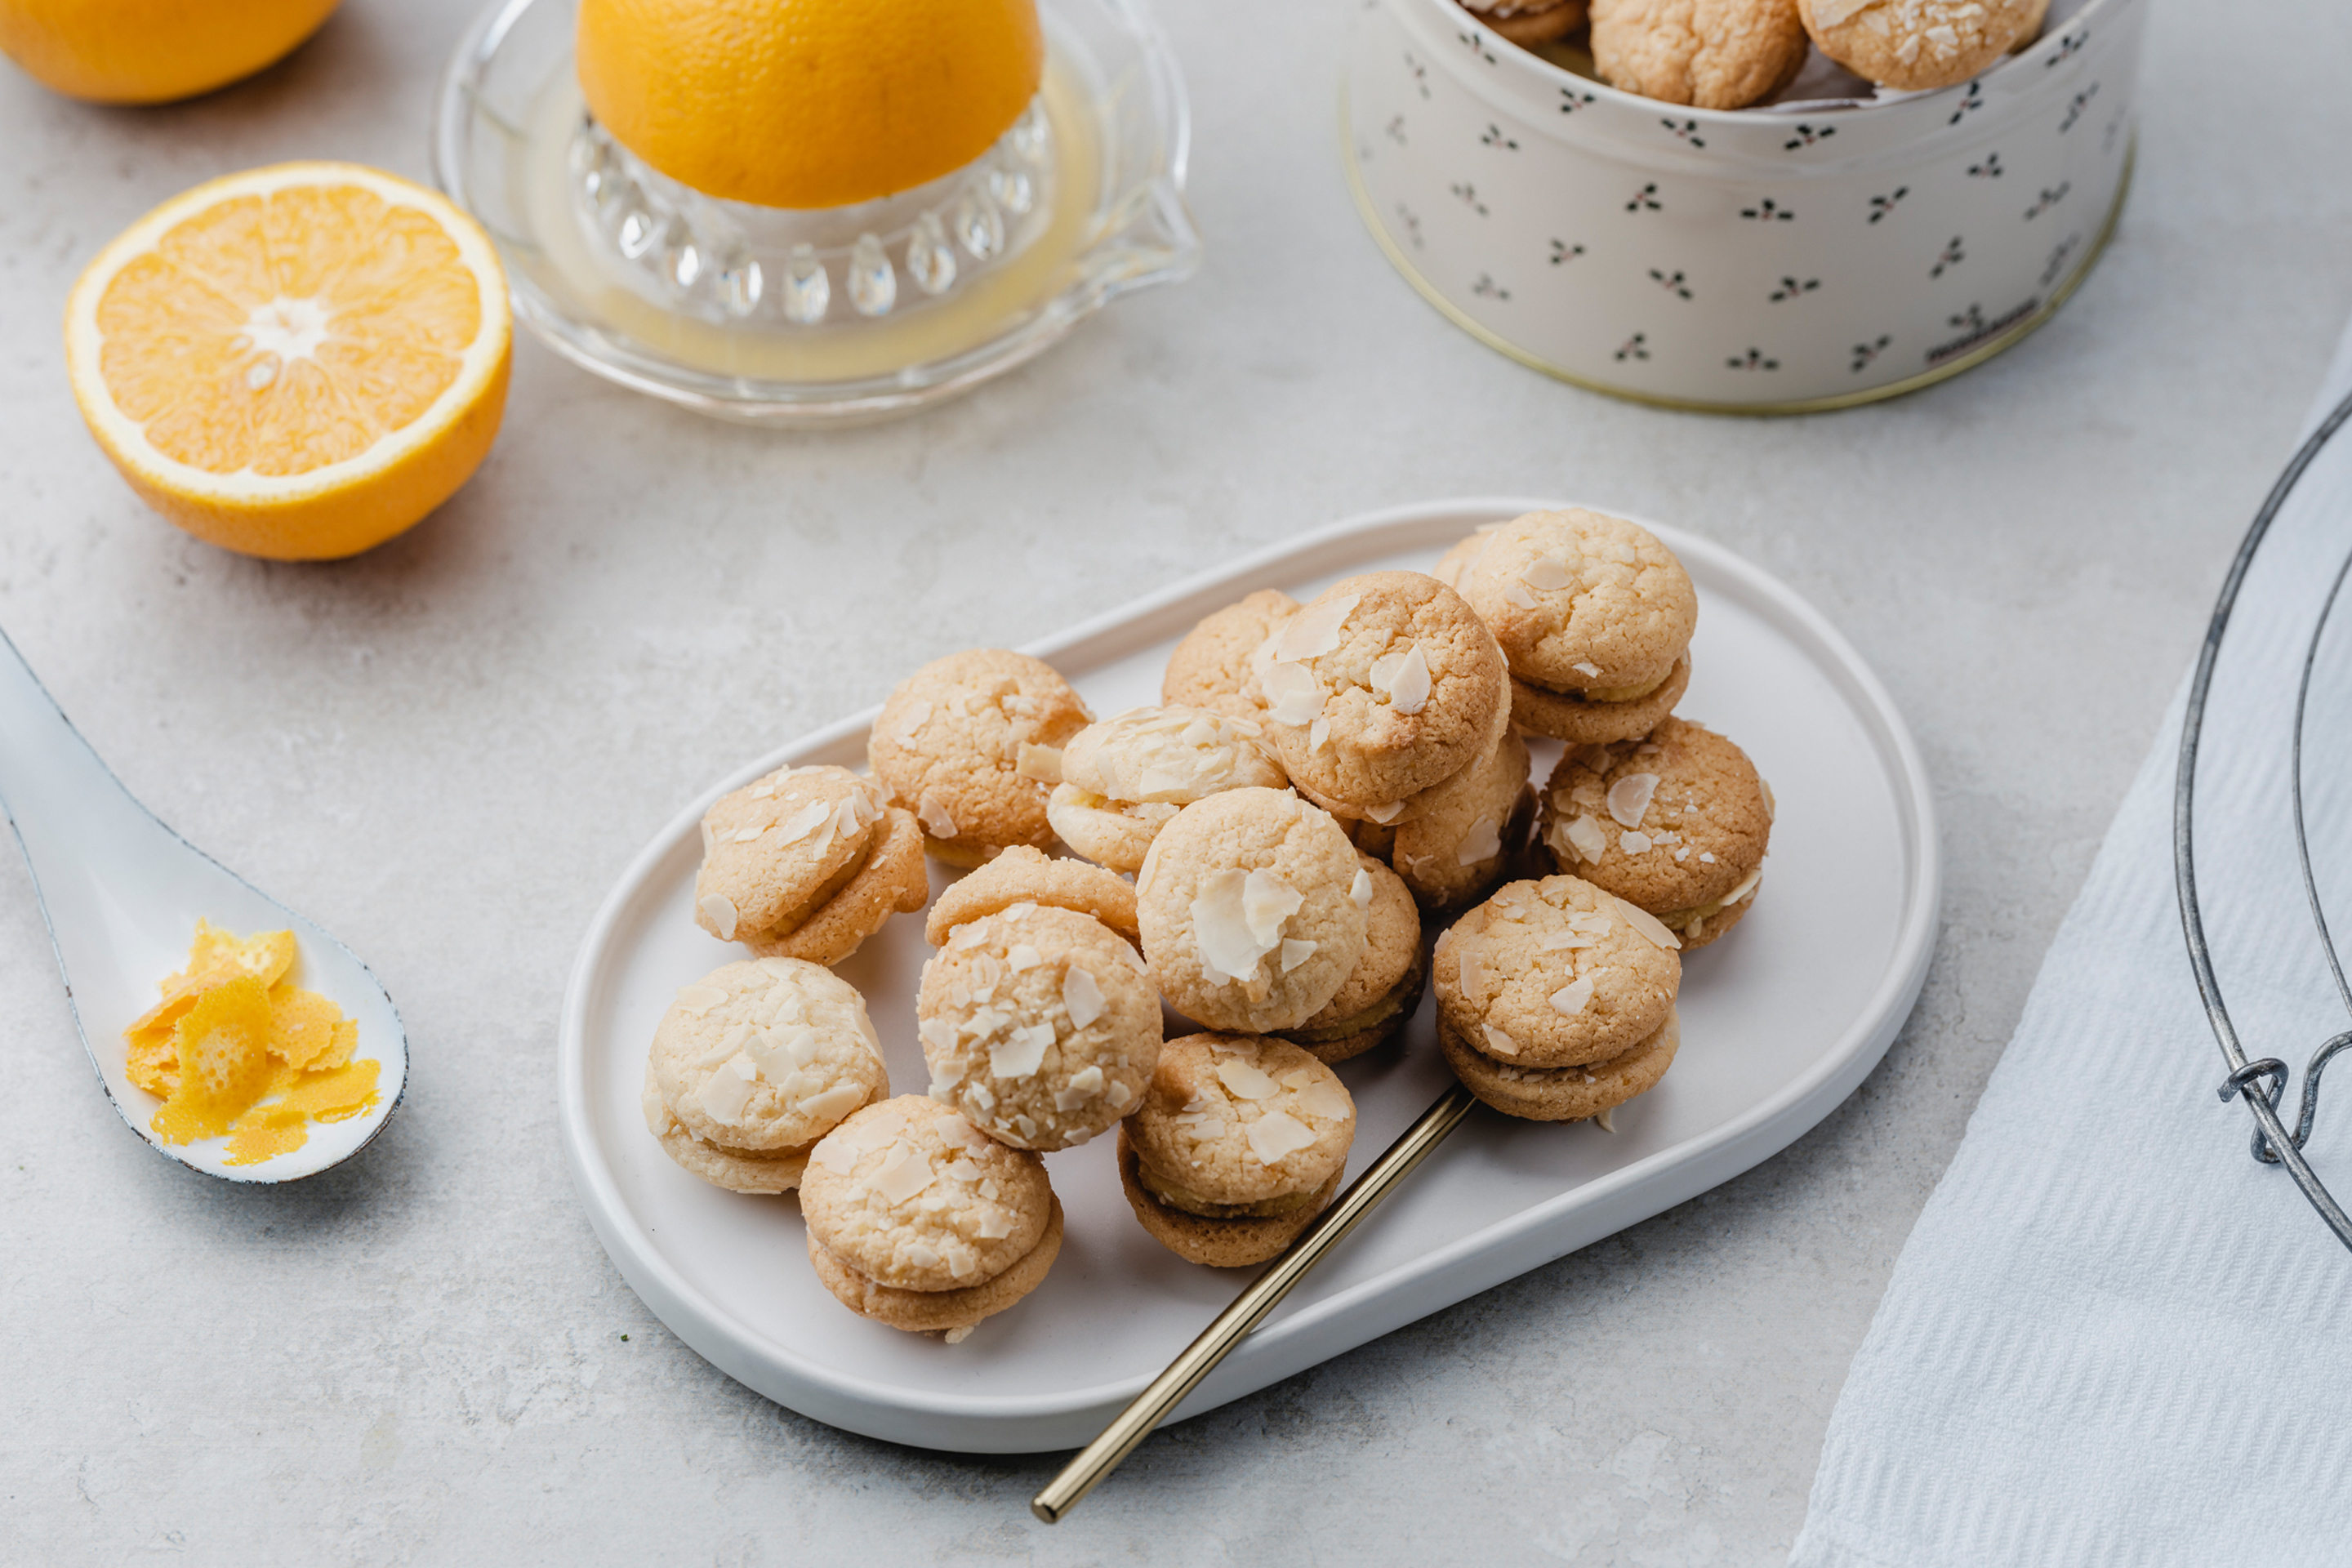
[1342,0,2145,411]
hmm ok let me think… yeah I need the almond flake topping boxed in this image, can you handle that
[1308,715,1331,754]
[1262,661,1325,726]
[1621,831,1653,856]
[1276,592,1361,662]
[1016,743,1062,782]
[915,790,959,840]
[1245,1109,1317,1165]
[989,1022,1055,1080]
[1365,800,1406,824]
[948,923,989,951]
[799,1083,866,1122]
[1350,868,1374,909]
[697,898,740,942]
[1279,938,1318,973]
[730,826,765,843]
[1521,556,1574,592]
[1294,1079,1352,1123]
[1453,931,1490,1000]
[1369,643,1432,715]
[775,798,834,846]
[1722,865,1765,906]
[1006,944,1042,973]
[676,982,729,1015]
[1192,867,1303,983]
[1573,661,1601,679]
[934,1111,992,1153]
[1760,778,1777,822]
[1613,896,1682,951]
[892,699,933,746]
[1481,1022,1521,1058]
[1549,977,1595,1016]
[871,1142,936,1205]
[1455,815,1503,867]
[1563,814,1609,863]
[1062,966,1107,1031]
[697,1055,758,1124]
[973,1207,1013,1240]
[1607,773,1659,828]
[1215,1058,1280,1100]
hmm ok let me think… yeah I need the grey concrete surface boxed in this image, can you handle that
[2,0,2347,1561]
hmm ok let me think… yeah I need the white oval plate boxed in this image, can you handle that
[558,498,1940,1454]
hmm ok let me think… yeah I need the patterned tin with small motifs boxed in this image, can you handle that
[1343,0,2144,410]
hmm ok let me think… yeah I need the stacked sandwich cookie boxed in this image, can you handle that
[1537,716,1772,949]
[1443,509,1696,747]
[643,958,891,1192]
[1045,703,1287,874]
[1432,877,1683,1122]
[916,852,1163,1152]
[691,764,928,964]
[1118,1033,1358,1267]
[869,649,1093,867]
[800,1097,1063,1343]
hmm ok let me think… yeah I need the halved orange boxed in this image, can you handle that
[577,0,1044,210]
[65,163,511,561]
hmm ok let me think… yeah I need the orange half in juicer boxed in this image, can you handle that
[434,0,1200,424]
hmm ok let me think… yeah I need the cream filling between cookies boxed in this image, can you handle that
[1655,866,1764,931]
[1134,1156,1322,1219]
[1055,788,1181,825]
[674,1127,817,1165]
[1538,670,1671,706]
[1283,949,1427,1045]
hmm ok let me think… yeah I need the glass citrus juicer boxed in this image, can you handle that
[434,0,1198,425]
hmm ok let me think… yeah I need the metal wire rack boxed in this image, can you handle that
[2176,386,2352,1253]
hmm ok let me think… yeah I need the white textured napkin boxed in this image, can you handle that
[1789,323,2352,1567]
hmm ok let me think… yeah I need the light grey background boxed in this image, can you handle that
[1,0,2345,1562]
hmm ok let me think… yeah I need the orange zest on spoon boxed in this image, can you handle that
[127,920,379,1166]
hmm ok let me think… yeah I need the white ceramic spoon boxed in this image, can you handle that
[0,626,406,1182]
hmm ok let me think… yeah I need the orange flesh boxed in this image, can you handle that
[95,185,482,477]
[129,921,377,1163]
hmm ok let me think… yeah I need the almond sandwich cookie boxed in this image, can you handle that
[642,959,890,1193]
[924,844,1140,950]
[1276,854,1428,1064]
[1137,786,1370,1033]
[1118,1034,1358,1267]
[869,649,1092,868]
[918,903,1160,1151]
[1588,0,1811,109]
[1047,705,1288,874]
[693,765,929,965]
[1797,0,2048,91]
[1162,589,1298,720]
[1433,876,1682,1121]
[1539,716,1771,950]
[1460,0,1590,46]
[1390,729,1537,915]
[1250,571,1511,814]
[1450,510,1698,746]
[801,1098,1062,1340]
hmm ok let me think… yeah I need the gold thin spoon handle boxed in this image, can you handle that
[1031,1083,1480,1524]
